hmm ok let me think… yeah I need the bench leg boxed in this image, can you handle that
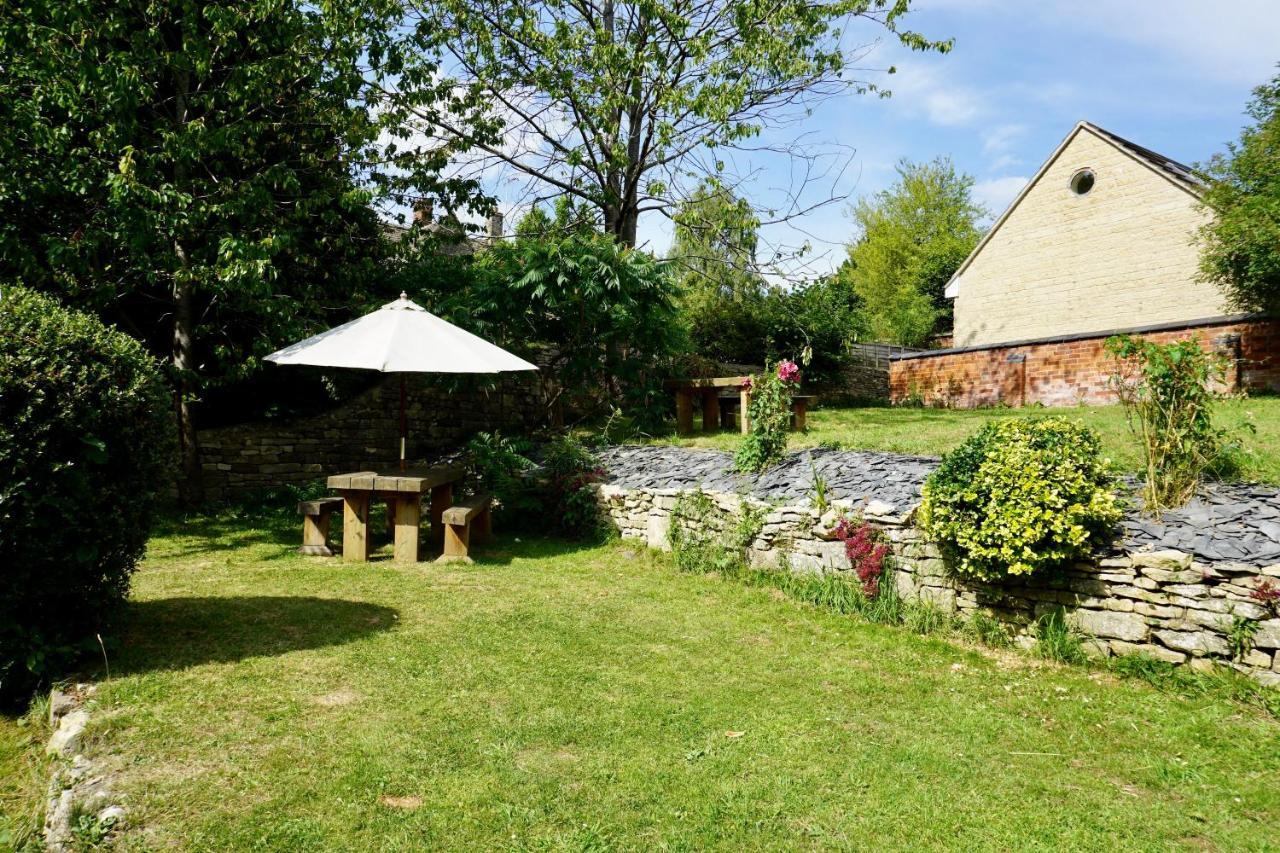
[299,512,333,557]
[393,496,421,564]
[341,491,370,562]
[740,389,751,434]
[675,389,694,435]
[429,483,453,550]
[442,520,470,561]
[701,392,720,432]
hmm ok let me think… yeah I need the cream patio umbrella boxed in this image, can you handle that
[265,292,537,469]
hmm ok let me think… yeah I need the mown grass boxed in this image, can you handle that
[633,396,1280,484]
[3,511,1279,850]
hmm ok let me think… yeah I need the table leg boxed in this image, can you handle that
[429,483,453,550]
[675,389,694,435]
[394,496,421,563]
[701,392,720,432]
[792,397,808,432]
[341,490,370,562]
[739,388,751,434]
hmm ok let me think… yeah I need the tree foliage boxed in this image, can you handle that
[0,0,481,501]
[1198,70,1280,314]
[1,288,172,702]
[405,0,949,245]
[440,214,685,428]
[839,157,986,346]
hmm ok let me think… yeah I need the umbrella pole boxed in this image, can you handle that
[399,373,407,472]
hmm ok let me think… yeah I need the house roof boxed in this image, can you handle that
[944,121,1204,299]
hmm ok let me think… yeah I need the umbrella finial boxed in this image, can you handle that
[400,291,408,300]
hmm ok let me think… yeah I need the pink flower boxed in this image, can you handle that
[777,360,800,384]
[741,376,753,390]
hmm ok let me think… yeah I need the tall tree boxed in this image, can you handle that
[668,184,766,307]
[400,0,949,246]
[838,157,986,346]
[0,0,479,502]
[1198,69,1280,314]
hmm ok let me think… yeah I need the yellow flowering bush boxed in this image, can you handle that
[919,418,1122,580]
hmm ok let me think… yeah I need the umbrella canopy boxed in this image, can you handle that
[265,293,537,373]
[265,293,536,468]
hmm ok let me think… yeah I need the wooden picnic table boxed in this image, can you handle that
[326,464,466,563]
[667,377,813,436]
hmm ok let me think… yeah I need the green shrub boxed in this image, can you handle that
[1105,335,1230,512]
[0,287,172,702]
[466,432,605,539]
[919,417,1122,581]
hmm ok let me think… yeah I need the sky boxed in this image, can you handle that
[624,0,1280,281]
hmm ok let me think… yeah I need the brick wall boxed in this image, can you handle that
[952,126,1223,347]
[889,317,1280,408]
[196,374,542,500]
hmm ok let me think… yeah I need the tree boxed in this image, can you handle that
[401,0,949,246]
[1198,70,1280,314]
[668,184,766,307]
[447,212,685,428]
[0,0,480,503]
[839,157,986,346]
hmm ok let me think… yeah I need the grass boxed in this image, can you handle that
[630,396,1280,484]
[3,511,1279,849]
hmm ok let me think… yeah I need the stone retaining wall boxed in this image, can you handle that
[197,374,541,500]
[595,446,1280,685]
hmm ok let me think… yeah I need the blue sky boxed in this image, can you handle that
[632,0,1280,281]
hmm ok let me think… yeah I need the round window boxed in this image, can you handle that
[1070,169,1095,196]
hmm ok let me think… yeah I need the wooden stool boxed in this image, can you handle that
[297,497,344,556]
[436,494,493,563]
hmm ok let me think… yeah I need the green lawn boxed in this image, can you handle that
[4,513,1280,849]
[635,397,1280,484]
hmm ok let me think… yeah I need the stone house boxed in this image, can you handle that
[891,121,1279,407]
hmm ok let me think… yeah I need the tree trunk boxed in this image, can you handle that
[169,41,203,505]
[172,269,204,505]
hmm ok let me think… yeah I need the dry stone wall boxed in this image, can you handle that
[197,374,542,500]
[596,446,1280,685]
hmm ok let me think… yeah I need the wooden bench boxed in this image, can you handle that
[298,497,344,556]
[436,493,493,563]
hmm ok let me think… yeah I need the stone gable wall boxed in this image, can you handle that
[888,317,1280,408]
[952,127,1220,348]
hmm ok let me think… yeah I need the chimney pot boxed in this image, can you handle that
[488,211,504,239]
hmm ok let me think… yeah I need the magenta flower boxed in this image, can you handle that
[741,376,753,390]
[776,360,800,384]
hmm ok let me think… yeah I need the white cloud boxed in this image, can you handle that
[982,123,1025,154]
[888,64,984,126]
[973,176,1029,218]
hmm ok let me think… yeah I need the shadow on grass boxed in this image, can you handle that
[115,596,398,674]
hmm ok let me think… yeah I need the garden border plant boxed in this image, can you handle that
[919,416,1122,582]
[1106,334,1240,513]
[734,359,800,474]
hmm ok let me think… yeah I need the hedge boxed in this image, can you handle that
[0,286,172,702]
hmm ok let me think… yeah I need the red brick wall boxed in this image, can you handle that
[889,318,1280,408]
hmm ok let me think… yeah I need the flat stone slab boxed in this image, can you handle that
[597,445,1280,567]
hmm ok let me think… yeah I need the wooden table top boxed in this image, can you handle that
[327,464,466,494]
[665,376,750,390]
